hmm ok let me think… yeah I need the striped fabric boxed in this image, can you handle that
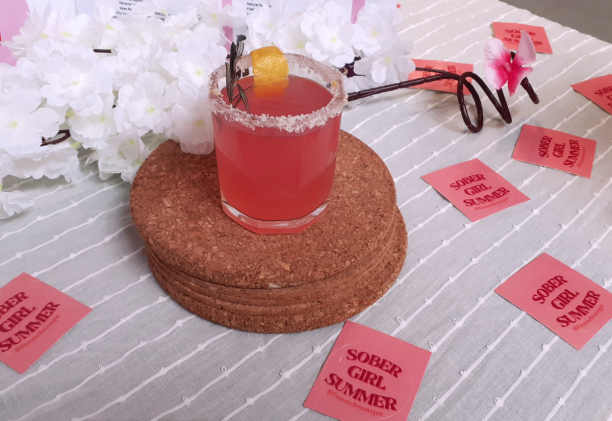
[1,0,612,419]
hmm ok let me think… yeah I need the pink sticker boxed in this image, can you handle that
[496,254,612,350]
[0,0,29,66]
[492,22,553,54]
[409,59,474,95]
[513,124,596,178]
[0,273,91,373]
[304,321,431,421]
[422,159,530,222]
[571,74,612,116]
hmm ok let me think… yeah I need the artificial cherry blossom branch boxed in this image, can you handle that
[348,38,540,134]
[348,67,539,133]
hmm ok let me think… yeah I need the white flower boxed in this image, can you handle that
[28,40,113,114]
[0,153,14,179]
[354,40,415,84]
[0,191,33,219]
[196,0,245,36]
[0,60,42,92]
[168,94,214,155]
[302,1,356,67]
[162,26,227,94]
[4,5,51,59]
[9,142,82,182]
[115,72,174,135]
[276,13,309,56]
[354,5,401,56]
[107,47,152,89]
[69,94,117,149]
[97,130,151,182]
[87,3,127,50]
[165,8,200,27]
[0,87,59,157]
[342,74,374,94]
[14,9,93,46]
[114,10,165,49]
[247,0,285,45]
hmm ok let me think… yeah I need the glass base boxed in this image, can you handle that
[221,195,329,234]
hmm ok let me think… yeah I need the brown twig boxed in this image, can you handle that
[348,66,539,133]
[41,129,71,146]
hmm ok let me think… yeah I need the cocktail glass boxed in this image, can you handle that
[209,53,346,234]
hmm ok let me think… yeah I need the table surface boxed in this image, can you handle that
[2,0,612,420]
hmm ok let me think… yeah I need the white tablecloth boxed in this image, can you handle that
[2,0,612,419]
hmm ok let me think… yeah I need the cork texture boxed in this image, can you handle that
[130,130,408,333]
[148,213,407,333]
[131,131,398,289]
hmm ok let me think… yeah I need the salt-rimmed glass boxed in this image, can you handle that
[209,53,346,234]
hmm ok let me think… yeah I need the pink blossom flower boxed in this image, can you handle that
[483,30,536,96]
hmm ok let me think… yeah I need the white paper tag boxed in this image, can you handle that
[73,0,397,19]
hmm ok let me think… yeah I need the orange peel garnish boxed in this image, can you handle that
[251,46,289,97]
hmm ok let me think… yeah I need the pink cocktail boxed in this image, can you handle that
[209,54,346,234]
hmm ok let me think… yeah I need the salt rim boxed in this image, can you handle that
[209,53,347,133]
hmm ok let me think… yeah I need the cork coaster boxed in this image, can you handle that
[143,209,397,307]
[146,210,401,315]
[131,130,408,333]
[148,212,407,333]
[131,130,398,289]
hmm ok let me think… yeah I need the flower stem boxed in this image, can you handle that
[347,67,539,133]
[41,129,71,146]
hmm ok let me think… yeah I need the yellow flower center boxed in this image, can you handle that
[146,106,155,114]
[8,120,19,129]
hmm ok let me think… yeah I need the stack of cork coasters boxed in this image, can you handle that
[130,131,407,334]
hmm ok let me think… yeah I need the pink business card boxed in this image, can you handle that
[492,22,553,54]
[496,254,612,350]
[422,159,530,222]
[513,125,596,178]
[571,74,612,116]
[304,321,431,421]
[0,273,91,373]
[409,59,474,95]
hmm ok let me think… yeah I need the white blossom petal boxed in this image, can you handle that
[0,191,33,219]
